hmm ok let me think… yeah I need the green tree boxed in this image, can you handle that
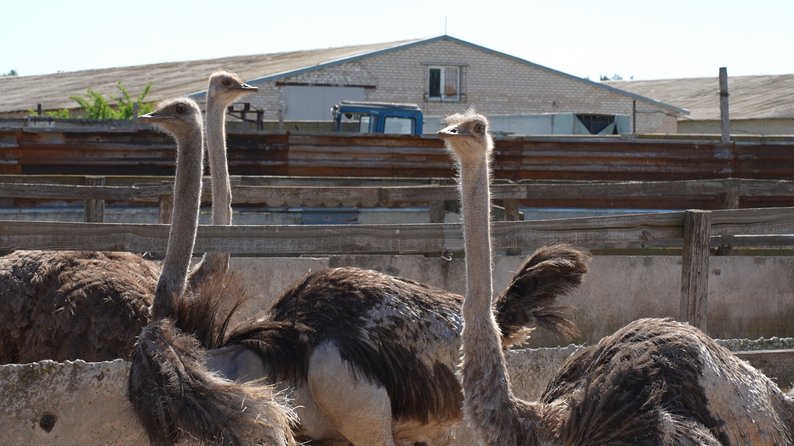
[1,69,18,77]
[70,82,153,119]
[70,90,116,119]
[115,81,154,118]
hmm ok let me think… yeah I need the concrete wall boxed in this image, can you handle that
[0,349,578,445]
[229,254,794,344]
[3,343,790,446]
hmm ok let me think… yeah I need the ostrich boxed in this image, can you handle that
[0,71,256,363]
[127,97,296,446]
[205,243,588,445]
[442,109,794,445]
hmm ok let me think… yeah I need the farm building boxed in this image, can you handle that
[608,73,794,135]
[0,35,685,134]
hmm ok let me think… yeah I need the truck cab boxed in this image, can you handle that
[332,101,423,135]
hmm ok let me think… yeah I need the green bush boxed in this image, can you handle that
[44,108,72,118]
[27,108,72,118]
[70,82,153,119]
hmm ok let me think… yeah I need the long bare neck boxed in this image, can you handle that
[152,124,204,319]
[204,97,232,226]
[188,95,232,291]
[459,153,523,444]
[459,156,494,316]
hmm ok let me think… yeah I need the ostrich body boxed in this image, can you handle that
[127,97,295,446]
[0,250,158,362]
[0,71,255,363]
[204,246,588,446]
[443,109,794,445]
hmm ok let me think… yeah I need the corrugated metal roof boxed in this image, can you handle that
[0,39,419,114]
[607,74,794,121]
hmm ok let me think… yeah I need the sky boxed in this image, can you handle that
[3,0,793,81]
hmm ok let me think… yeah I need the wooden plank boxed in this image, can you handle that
[4,126,794,180]
[3,179,794,211]
[711,207,794,235]
[0,211,687,254]
[0,182,171,201]
[679,210,712,332]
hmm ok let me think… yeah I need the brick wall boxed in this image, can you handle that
[241,38,680,133]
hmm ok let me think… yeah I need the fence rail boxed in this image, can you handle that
[3,176,794,223]
[5,206,794,253]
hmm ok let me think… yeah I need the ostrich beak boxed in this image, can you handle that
[438,124,468,139]
[239,83,258,92]
[138,112,158,123]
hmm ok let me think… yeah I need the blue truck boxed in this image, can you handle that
[332,101,423,135]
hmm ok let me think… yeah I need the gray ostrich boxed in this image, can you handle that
[443,109,794,446]
[208,243,588,445]
[0,71,256,363]
[127,97,296,446]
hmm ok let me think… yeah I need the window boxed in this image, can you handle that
[427,66,461,102]
[336,112,373,133]
[384,116,415,135]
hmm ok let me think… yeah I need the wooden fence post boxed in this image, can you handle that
[716,179,740,255]
[504,199,522,255]
[83,176,106,222]
[158,195,173,224]
[679,209,712,332]
[719,67,731,145]
[429,200,446,223]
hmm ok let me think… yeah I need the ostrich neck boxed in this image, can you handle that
[187,98,232,292]
[459,154,523,444]
[205,99,232,226]
[459,157,494,315]
[153,125,204,319]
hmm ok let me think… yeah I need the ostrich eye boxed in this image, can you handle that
[473,123,485,134]
[221,78,232,87]
[175,103,187,114]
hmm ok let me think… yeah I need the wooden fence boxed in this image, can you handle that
[2,176,794,223]
[3,206,794,333]
[2,171,794,333]
[3,126,794,180]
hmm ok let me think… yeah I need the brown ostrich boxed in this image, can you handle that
[127,97,296,446]
[0,71,256,363]
[443,109,794,445]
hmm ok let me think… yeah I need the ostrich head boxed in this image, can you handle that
[139,97,202,139]
[437,109,493,165]
[207,70,258,103]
